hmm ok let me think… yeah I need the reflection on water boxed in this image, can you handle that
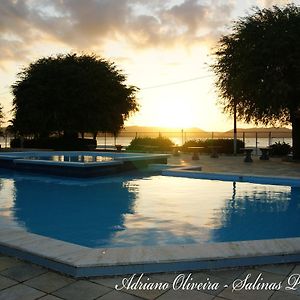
[0,170,299,248]
[211,184,300,242]
[26,155,113,163]
[0,179,17,224]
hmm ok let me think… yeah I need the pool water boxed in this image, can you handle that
[0,170,299,248]
[26,155,113,163]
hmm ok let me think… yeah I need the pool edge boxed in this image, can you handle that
[0,228,299,277]
[162,167,300,186]
[0,163,299,277]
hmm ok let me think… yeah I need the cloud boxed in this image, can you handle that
[0,0,235,64]
[256,0,291,7]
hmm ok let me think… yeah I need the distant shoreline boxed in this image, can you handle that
[98,126,292,139]
[120,126,292,134]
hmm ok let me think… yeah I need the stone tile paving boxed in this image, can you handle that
[52,280,111,300]
[168,153,300,178]
[25,272,75,293]
[1,263,47,282]
[0,254,298,300]
[0,155,299,299]
[0,284,45,300]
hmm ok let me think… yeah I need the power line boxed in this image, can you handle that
[141,74,214,90]
[0,74,214,94]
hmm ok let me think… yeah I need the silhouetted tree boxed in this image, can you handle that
[12,53,139,139]
[0,104,4,125]
[213,5,300,159]
[0,104,4,135]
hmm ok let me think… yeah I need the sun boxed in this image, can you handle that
[153,101,197,128]
[128,86,203,129]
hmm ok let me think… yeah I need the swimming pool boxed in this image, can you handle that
[0,169,299,248]
[0,167,299,277]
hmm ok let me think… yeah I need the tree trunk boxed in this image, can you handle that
[291,113,300,160]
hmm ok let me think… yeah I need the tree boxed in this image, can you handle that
[12,53,139,139]
[0,104,4,136]
[0,104,3,126]
[212,4,300,159]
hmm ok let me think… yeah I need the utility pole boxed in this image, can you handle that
[233,100,237,155]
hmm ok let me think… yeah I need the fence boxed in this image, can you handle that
[1,131,292,154]
[96,131,292,154]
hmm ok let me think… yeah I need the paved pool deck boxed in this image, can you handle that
[0,254,299,300]
[0,153,299,299]
[167,153,300,178]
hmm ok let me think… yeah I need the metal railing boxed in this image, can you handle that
[1,131,292,154]
[96,131,292,153]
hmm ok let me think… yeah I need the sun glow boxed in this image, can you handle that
[148,99,197,129]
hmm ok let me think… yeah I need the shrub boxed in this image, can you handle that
[127,136,174,151]
[182,138,245,154]
[269,142,291,156]
[10,137,97,150]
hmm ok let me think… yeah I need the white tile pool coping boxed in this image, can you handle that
[0,162,299,277]
[162,165,300,186]
[0,227,300,278]
[0,151,170,167]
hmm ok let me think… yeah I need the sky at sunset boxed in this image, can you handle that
[0,0,298,131]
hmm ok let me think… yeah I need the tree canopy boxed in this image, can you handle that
[11,53,139,138]
[212,4,300,158]
[0,104,3,127]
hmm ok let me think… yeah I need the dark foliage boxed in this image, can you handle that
[269,141,292,156]
[127,137,174,151]
[10,137,97,150]
[11,53,139,138]
[0,105,3,126]
[212,5,300,159]
[182,139,245,154]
